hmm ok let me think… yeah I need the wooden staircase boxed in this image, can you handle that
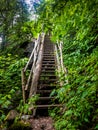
[35,36,61,116]
[21,34,66,117]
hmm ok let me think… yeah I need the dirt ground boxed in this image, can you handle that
[29,117,55,130]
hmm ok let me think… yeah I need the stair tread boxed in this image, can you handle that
[42,63,55,65]
[42,63,56,66]
[43,53,54,54]
[42,61,55,63]
[35,104,63,108]
[42,67,55,69]
[40,75,56,77]
[39,78,56,80]
[37,90,52,93]
[43,57,54,58]
[43,53,55,56]
[41,70,55,72]
[42,65,55,67]
[38,85,56,87]
[44,52,54,53]
[39,79,56,81]
[39,97,54,99]
[43,56,54,58]
[43,59,55,61]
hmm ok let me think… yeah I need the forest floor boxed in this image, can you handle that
[29,117,55,130]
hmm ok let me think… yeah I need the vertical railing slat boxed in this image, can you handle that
[55,40,68,86]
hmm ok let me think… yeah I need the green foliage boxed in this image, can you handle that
[37,0,98,129]
[0,0,30,49]
[17,95,39,115]
[0,54,28,124]
[51,48,98,129]
[8,120,31,130]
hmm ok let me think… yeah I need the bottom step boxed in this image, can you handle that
[35,104,63,108]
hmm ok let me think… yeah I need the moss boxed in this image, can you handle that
[8,121,32,130]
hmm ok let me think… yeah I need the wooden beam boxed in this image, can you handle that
[29,36,44,98]
[24,35,40,72]
[21,69,26,103]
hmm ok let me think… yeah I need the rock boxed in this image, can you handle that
[5,109,19,126]
[21,115,32,121]
[5,110,19,121]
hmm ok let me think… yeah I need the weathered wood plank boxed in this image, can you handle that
[29,36,44,98]
[21,69,26,103]
[24,35,40,72]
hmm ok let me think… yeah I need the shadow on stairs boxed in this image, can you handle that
[34,36,62,118]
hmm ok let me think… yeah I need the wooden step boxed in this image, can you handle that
[40,75,56,77]
[43,55,54,56]
[38,84,56,89]
[42,63,55,65]
[43,58,55,60]
[41,70,55,72]
[39,79,57,82]
[39,97,54,100]
[43,53,55,56]
[44,48,54,50]
[44,48,54,49]
[35,104,63,108]
[44,47,54,48]
[43,60,55,62]
[38,83,56,86]
[42,67,55,69]
[43,53,54,55]
[43,59,55,61]
[37,90,52,93]
[42,64,55,66]
[42,61,55,63]
[43,57,55,60]
[43,51,54,53]
[42,68,56,71]
[41,72,55,75]
[42,63,55,66]
[43,56,55,58]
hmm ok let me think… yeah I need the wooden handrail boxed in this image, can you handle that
[55,41,68,86]
[21,33,45,103]
[24,34,40,72]
[29,35,44,97]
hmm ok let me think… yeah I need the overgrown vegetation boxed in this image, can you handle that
[0,0,30,49]
[0,0,98,129]
[36,0,98,129]
[0,1,42,129]
[0,0,32,128]
[0,54,28,125]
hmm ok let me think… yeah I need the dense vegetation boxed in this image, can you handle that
[0,0,43,128]
[0,0,29,128]
[36,0,98,129]
[0,0,98,130]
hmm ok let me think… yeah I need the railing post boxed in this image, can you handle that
[55,40,68,86]
[21,68,26,103]
[59,41,64,71]
[55,44,61,76]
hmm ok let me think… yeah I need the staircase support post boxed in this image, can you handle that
[21,69,26,103]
